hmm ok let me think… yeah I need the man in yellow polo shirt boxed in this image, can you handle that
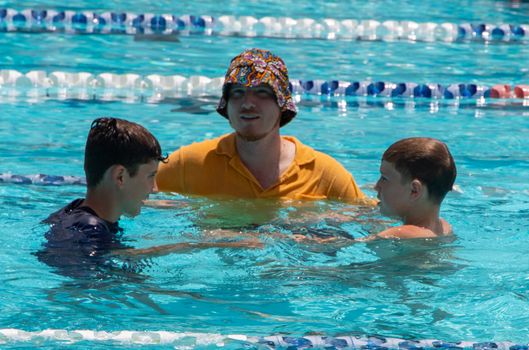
[156,48,368,203]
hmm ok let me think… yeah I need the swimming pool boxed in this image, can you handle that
[1,0,529,348]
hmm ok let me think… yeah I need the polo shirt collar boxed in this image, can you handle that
[215,133,316,166]
[284,135,316,166]
[215,133,237,157]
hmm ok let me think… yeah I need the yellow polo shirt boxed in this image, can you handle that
[156,133,368,202]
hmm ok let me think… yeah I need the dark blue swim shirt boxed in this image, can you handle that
[36,198,129,278]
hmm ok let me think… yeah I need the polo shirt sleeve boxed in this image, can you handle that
[332,171,377,205]
[156,148,185,193]
[328,165,366,201]
[316,153,375,205]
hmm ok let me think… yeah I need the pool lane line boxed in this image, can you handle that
[1,70,529,100]
[0,328,523,348]
[0,173,85,186]
[1,8,529,43]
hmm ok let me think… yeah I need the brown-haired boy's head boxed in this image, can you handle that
[382,137,456,204]
[84,117,166,188]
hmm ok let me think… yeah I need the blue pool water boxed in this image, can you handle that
[1,0,529,348]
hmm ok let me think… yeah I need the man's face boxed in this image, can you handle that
[121,159,159,217]
[226,84,282,141]
[374,160,412,218]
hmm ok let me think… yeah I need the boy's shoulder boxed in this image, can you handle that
[37,198,127,278]
[377,219,452,240]
[44,199,121,243]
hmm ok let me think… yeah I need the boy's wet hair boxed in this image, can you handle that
[84,117,167,187]
[383,137,456,203]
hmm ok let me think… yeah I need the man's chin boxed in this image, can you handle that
[235,131,268,142]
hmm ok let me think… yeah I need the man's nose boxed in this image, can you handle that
[152,180,158,193]
[240,91,256,109]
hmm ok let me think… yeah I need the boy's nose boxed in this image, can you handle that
[152,181,158,193]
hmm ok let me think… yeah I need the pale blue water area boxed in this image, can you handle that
[1,0,529,347]
[2,32,529,84]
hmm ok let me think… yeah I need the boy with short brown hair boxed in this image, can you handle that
[366,137,457,240]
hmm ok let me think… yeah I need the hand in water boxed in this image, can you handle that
[291,234,338,244]
[143,199,189,209]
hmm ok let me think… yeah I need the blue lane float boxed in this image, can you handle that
[0,173,85,186]
[0,8,528,43]
[0,329,527,348]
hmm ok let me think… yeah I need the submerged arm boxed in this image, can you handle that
[112,240,263,260]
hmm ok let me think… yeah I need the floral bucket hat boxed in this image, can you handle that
[216,48,297,127]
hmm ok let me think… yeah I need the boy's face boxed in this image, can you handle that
[374,160,412,219]
[121,159,159,217]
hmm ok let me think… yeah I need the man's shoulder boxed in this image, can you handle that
[182,134,231,151]
[176,134,233,158]
[286,136,347,169]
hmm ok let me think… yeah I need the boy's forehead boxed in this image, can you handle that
[380,160,393,170]
[140,159,159,171]
[380,160,399,174]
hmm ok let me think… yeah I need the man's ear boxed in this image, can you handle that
[409,179,424,200]
[109,165,127,188]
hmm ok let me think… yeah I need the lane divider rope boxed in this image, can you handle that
[1,9,528,43]
[0,173,85,186]
[1,70,529,100]
[0,328,524,348]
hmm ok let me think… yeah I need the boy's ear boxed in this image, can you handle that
[109,165,127,188]
[409,179,424,200]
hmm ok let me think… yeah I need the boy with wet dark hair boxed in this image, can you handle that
[45,118,165,236]
[37,117,259,276]
[84,117,165,189]
[365,137,457,240]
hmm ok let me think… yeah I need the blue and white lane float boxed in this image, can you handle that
[0,173,85,186]
[1,70,529,101]
[1,8,528,43]
[0,329,526,348]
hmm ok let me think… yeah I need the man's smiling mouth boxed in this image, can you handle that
[240,115,260,120]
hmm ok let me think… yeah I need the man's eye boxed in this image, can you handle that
[256,90,274,98]
[229,89,245,98]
